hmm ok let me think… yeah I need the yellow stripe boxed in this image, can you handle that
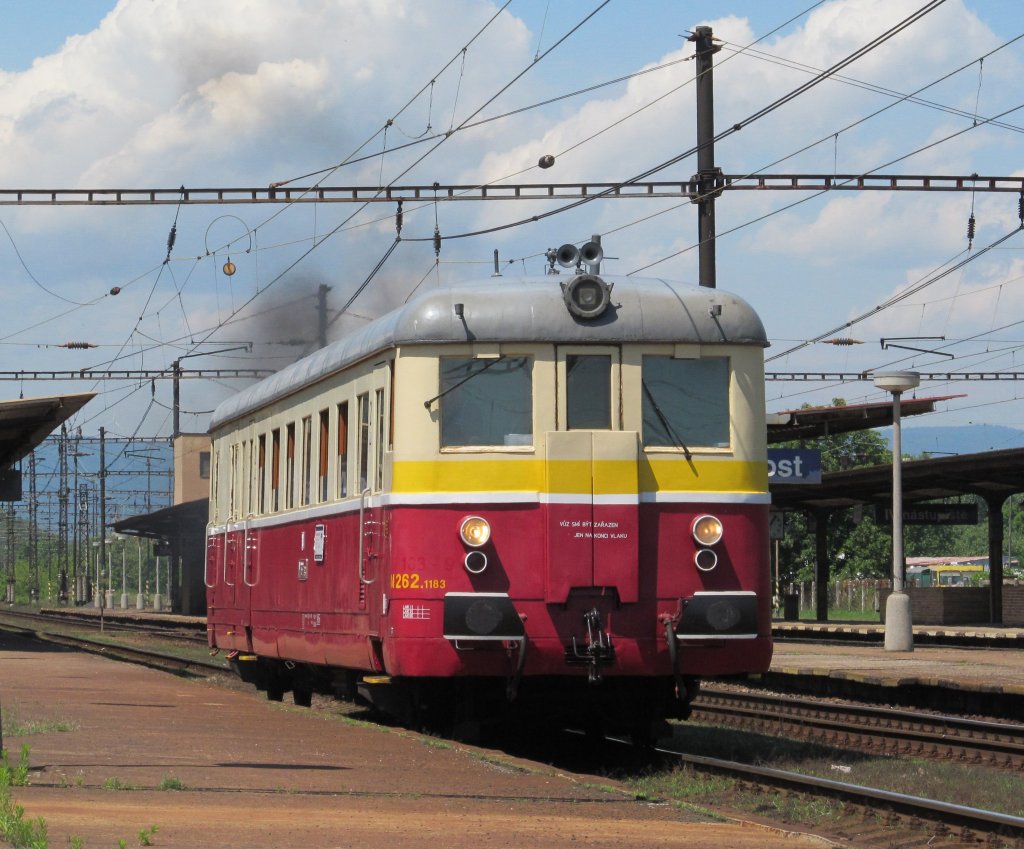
[641,458,767,493]
[391,458,767,494]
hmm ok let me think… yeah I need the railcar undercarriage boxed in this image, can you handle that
[228,652,701,745]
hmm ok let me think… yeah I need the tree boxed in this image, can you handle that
[778,399,892,582]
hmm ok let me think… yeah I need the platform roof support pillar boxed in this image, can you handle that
[814,508,830,622]
[985,494,1006,625]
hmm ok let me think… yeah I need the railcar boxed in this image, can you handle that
[206,260,772,740]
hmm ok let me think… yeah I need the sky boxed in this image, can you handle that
[2,0,1024,480]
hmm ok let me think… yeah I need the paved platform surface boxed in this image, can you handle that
[0,631,827,849]
[771,631,1024,696]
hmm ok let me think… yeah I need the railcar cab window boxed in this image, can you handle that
[566,354,611,429]
[439,356,533,448]
[641,356,730,448]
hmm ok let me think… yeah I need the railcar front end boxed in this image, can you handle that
[206,271,772,737]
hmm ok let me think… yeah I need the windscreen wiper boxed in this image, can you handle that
[423,355,507,410]
[641,380,692,461]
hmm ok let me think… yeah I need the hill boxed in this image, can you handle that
[883,424,1024,457]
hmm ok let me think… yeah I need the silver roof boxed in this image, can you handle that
[210,274,767,430]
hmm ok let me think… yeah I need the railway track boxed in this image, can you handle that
[0,606,206,644]
[4,612,1024,845]
[693,684,1024,770]
[636,737,1024,847]
[0,609,222,676]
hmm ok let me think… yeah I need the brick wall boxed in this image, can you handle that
[880,586,1024,625]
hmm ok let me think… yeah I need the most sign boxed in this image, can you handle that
[767,449,822,485]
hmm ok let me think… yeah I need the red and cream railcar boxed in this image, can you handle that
[206,270,772,736]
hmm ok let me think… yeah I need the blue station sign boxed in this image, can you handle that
[767,448,822,485]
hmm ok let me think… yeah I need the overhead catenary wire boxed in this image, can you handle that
[56,0,999,376]
[160,1,616,355]
[404,0,952,245]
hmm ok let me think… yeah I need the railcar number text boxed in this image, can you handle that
[390,572,447,590]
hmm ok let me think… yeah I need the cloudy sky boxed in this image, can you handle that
[2,0,1023,456]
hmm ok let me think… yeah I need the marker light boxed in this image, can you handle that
[459,516,491,547]
[694,548,718,572]
[464,551,488,574]
[692,514,724,546]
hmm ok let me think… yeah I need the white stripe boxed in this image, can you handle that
[640,492,770,504]
[208,490,769,534]
[674,633,759,640]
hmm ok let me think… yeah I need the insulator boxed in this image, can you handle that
[395,200,403,236]
[967,213,976,244]
[1019,191,1023,225]
[822,337,862,346]
[433,226,441,258]
[166,223,177,255]
[58,342,97,349]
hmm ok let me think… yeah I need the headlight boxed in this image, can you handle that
[459,516,491,547]
[692,514,723,546]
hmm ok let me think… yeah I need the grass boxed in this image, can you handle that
[102,777,138,792]
[158,775,185,791]
[1,705,78,740]
[626,721,1024,826]
[0,746,47,849]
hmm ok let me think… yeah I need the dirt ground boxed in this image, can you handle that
[0,632,832,849]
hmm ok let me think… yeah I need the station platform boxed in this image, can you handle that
[773,619,1024,648]
[27,606,1024,718]
[761,623,1024,719]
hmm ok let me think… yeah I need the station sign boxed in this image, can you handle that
[767,448,821,485]
[0,469,22,501]
[874,504,978,525]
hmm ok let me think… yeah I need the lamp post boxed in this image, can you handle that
[873,370,920,652]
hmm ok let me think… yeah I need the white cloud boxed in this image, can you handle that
[0,0,1021,431]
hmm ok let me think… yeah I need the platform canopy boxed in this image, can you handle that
[0,393,95,470]
[111,498,209,540]
[770,447,1024,512]
[767,395,963,444]
[771,448,1024,626]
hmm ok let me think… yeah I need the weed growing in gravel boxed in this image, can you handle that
[102,777,138,791]
[137,824,159,846]
[1,706,77,739]
[1,745,31,787]
[629,764,734,802]
[0,746,47,849]
[0,790,48,849]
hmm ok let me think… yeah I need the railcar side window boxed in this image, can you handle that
[374,388,386,491]
[257,434,267,514]
[318,409,329,503]
[641,356,730,448]
[229,443,239,520]
[357,393,370,492]
[271,428,281,511]
[440,357,533,448]
[286,423,296,508]
[566,355,611,429]
[300,415,312,506]
[337,401,349,498]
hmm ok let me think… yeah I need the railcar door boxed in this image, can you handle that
[222,441,243,614]
[546,347,639,603]
[353,364,390,641]
[207,439,242,646]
